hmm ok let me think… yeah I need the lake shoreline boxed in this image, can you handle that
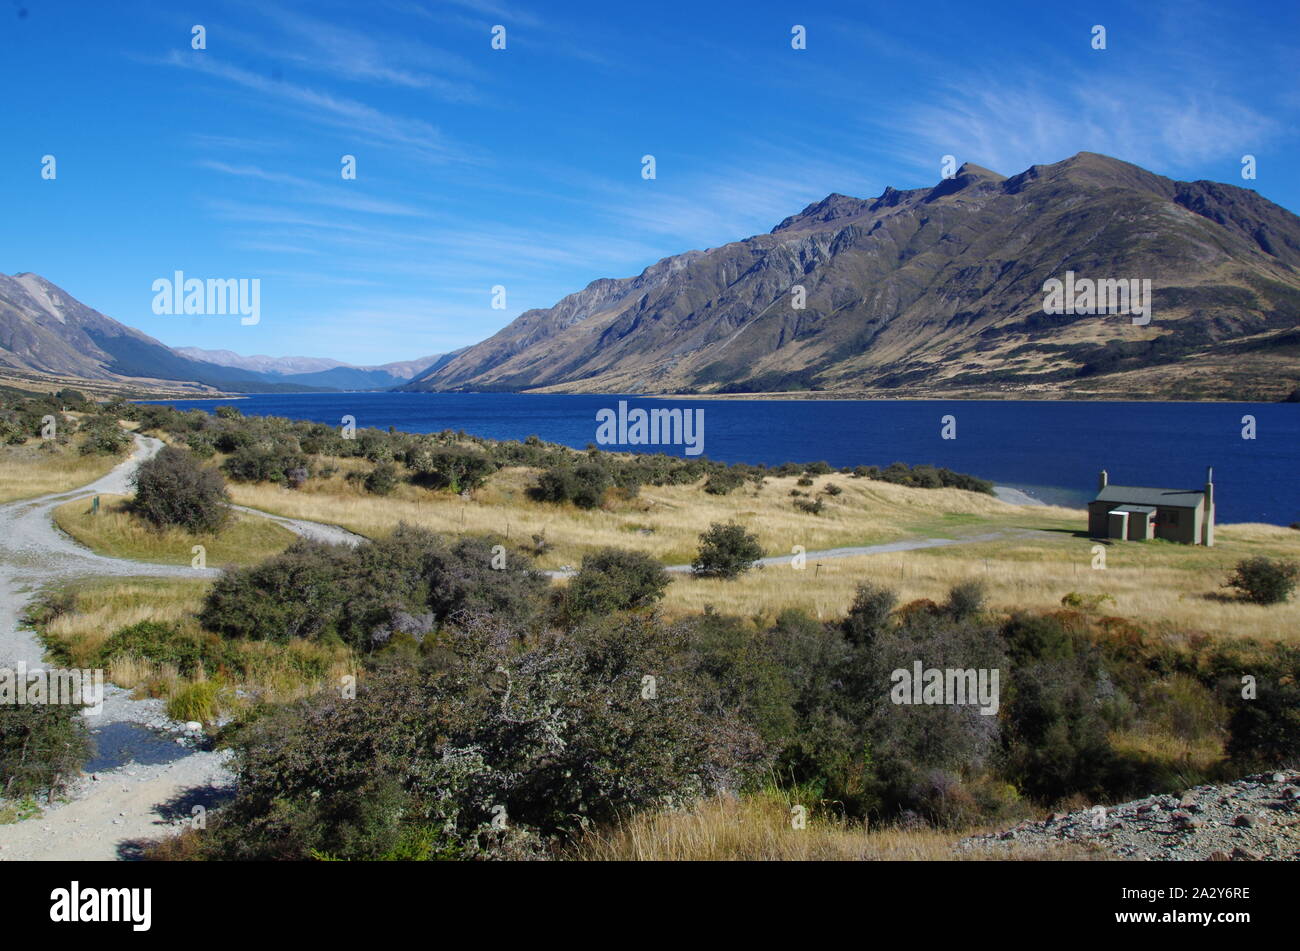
[136,391,1300,525]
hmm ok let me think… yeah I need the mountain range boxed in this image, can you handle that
[3,152,1299,401]
[402,152,1300,401]
[0,271,443,395]
[172,348,450,390]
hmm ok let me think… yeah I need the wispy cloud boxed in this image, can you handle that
[198,161,430,217]
[880,64,1278,182]
[234,3,485,101]
[161,50,476,163]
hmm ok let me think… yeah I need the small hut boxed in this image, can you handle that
[1087,467,1215,546]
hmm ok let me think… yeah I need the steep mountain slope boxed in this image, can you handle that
[405,153,1300,400]
[0,274,316,393]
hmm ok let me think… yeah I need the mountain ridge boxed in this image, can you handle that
[0,273,444,394]
[403,152,1300,401]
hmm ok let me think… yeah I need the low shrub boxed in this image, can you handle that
[1225,557,1298,605]
[0,702,90,800]
[131,446,230,533]
[564,548,670,620]
[692,522,763,579]
[364,462,398,496]
[192,613,763,860]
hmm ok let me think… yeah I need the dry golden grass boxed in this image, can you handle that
[228,465,1072,570]
[223,458,1300,641]
[38,577,355,709]
[0,440,122,503]
[52,493,297,566]
[659,522,1300,642]
[570,793,1113,861]
[42,577,211,668]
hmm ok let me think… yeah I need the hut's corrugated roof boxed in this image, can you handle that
[1094,485,1205,508]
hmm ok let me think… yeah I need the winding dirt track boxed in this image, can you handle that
[0,436,361,861]
[1,437,1035,858]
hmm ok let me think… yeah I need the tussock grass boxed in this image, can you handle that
[41,577,209,667]
[659,523,1300,641]
[570,792,1112,861]
[0,439,122,503]
[226,458,1300,640]
[228,465,1073,570]
[52,493,297,566]
[35,577,355,711]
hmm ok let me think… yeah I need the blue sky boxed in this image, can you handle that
[3,0,1297,364]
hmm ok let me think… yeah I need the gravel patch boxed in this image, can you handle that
[959,771,1300,861]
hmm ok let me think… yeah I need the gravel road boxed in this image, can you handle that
[546,529,1039,578]
[0,435,359,860]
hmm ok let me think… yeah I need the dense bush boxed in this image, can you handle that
[945,580,987,620]
[563,548,670,620]
[691,522,763,579]
[842,583,896,647]
[1225,557,1298,605]
[194,613,763,860]
[531,461,614,509]
[0,701,90,800]
[222,441,309,484]
[405,445,495,492]
[131,445,230,533]
[185,431,217,458]
[200,539,355,643]
[199,527,548,651]
[364,462,398,496]
[99,620,225,677]
[997,613,1121,801]
[703,469,745,495]
[1226,682,1300,768]
[78,415,131,455]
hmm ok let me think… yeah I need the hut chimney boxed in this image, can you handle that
[1203,466,1215,546]
[1098,469,1108,491]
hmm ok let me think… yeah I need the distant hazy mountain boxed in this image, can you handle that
[175,347,446,389]
[0,272,300,393]
[0,273,445,394]
[172,349,347,376]
[404,152,1300,400]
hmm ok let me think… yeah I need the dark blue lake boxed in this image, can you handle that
[142,393,1300,526]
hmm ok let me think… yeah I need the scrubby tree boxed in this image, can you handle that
[364,462,398,495]
[945,580,987,620]
[531,461,612,509]
[841,582,897,647]
[78,415,130,455]
[564,548,670,619]
[1225,557,1298,605]
[691,522,763,579]
[0,703,90,800]
[703,469,744,495]
[131,445,230,533]
[222,441,309,484]
[406,446,495,493]
[192,612,763,860]
[199,527,548,651]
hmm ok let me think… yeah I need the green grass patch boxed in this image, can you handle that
[53,493,297,567]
